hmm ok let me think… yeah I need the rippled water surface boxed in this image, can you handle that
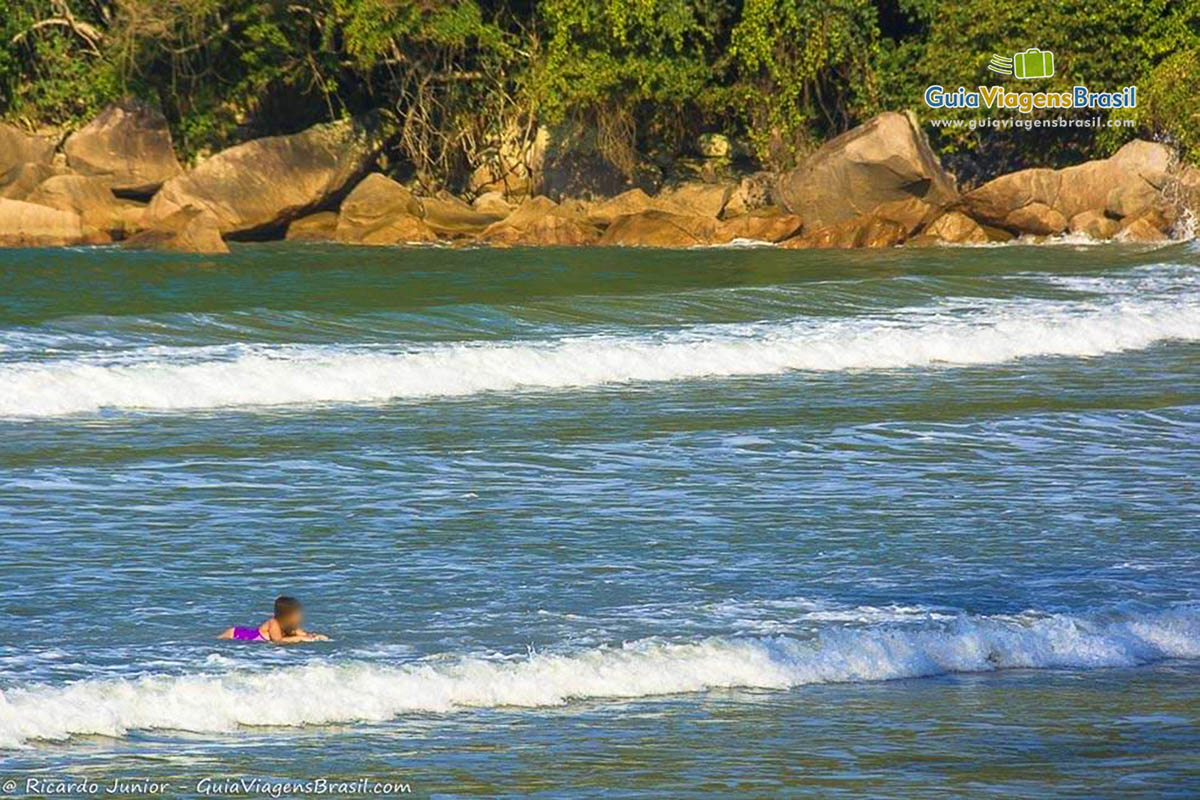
[1,242,1198,797]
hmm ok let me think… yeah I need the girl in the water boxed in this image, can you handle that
[218,596,330,643]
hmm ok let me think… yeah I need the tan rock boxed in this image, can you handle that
[923,211,989,244]
[285,211,339,241]
[1118,214,1169,243]
[1005,202,1067,235]
[1067,210,1120,240]
[1141,203,1178,233]
[472,191,513,216]
[339,174,423,225]
[148,114,390,236]
[479,196,600,246]
[776,111,957,229]
[1109,139,1174,189]
[334,173,435,245]
[346,214,438,246]
[783,216,908,249]
[558,198,592,218]
[0,162,60,200]
[1105,181,1159,219]
[0,197,109,247]
[656,182,733,218]
[598,210,719,247]
[420,195,504,237]
[981,224,1016,243]
[781,198,928,249]
[0,124,56,175]
[584,189,659,226]
[873,197,935,233]
[1115,203,1176,242]
[124,207,228,253]
[26,174,146,237]
[584,183,735,228]
[63,100,183,196]
[962,139,1176,234]
[960,169,1060,230]
[714,208,803,243]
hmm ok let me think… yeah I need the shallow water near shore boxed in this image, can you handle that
[1,241,1198,797]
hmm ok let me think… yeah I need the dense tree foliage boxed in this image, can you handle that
[1,0,1198,190]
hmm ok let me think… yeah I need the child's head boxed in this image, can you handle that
[273,596,304,633]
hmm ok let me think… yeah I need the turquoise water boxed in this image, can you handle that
[0,242,1198,797]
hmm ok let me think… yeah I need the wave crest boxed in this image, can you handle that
[1,294,1197,417]
[2,607,1197,748]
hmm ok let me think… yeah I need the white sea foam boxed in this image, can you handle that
[1,607,1197,747]
[1,288,1198,417]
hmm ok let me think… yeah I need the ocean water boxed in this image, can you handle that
[0,240,1198,798]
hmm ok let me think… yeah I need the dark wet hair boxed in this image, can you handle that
[274,596,302,619]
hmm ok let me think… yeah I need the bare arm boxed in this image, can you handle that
[266,620,329,643]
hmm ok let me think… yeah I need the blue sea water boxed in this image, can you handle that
[0,241,1198,797]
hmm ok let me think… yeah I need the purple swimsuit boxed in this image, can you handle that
[231,626,265,641]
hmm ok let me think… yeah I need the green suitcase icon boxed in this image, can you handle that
[1013,48,1054,79]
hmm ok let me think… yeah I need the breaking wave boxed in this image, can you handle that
[2,606,1197,748]
[1,292,1197,417]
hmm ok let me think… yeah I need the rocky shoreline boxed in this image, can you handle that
[1,103,1196,254]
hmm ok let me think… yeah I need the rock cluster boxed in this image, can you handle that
[0,104,1191,253]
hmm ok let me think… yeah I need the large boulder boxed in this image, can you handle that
[1109,139,1174,189]
[784,217,906,249]
[0,197,109,247]
[1006,202,1068,235]
[148,114,389,237]
[923,211,989,244]
[583,183,734,227]
[479,196,600,246]
[26,174,146,237]
[420,194,504,237]
[63,100,183,196]
[597,210,719,247]
[124,207,228,254]
[0,124,55,175]
[715,208,804,243]
[0,162,61,200]
[656,182,734,218]
[285,211,339,241]
[334,173,435,245]
[341,213,437,246]
[583,189,660,226]
[781,197,929,249]
[472,191,513,216]
[776,111,957,230]
[1115,203,1175,243]
[1068,210,1120,240]
[1118,213,1170,243]
[908,211,1012,246]
[961,139,1176,235]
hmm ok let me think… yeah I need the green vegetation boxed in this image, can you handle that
[1,0,1198,190]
